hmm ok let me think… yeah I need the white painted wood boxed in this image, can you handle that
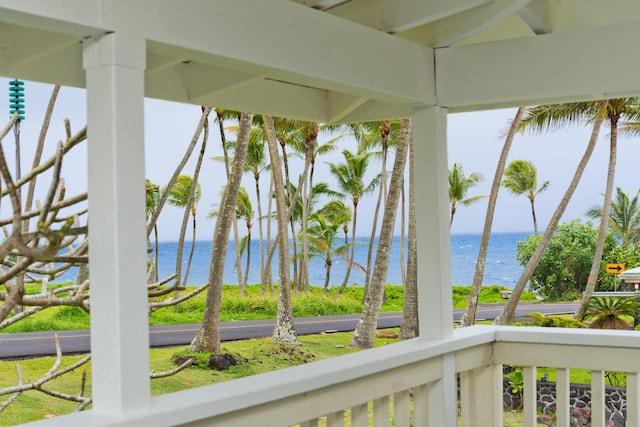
[413,384,429,427]
[372,397,389,427]
[393,390,411,427]
[437,22,640,111]
[298,420,318,427]
[555,368,570,427]
[350,403,368,427]
[83,31,150,415]
[459,364,503,426]
[522,366,537,427]
[412,106,453,341]
[324,0,492,33]
[627,372,640,427]
[591,370,605,427]
[325,412,344,427]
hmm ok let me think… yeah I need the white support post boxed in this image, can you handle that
[83,31,150,415]
[412,107,456,426]
[412,106,452,340]
[591,370,605,426]
[627,372,640,427]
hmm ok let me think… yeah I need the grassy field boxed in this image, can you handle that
[2,283,537,333]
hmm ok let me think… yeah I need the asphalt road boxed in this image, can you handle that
[0,302,578,359]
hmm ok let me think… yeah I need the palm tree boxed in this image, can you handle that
[328,149,381,293]
[145,178,161,283]
[191,112,253,354]
[501,159,550,234]
[495,101,609,325]
[400,131,418,339]
[351,118,411,349]
[166,174,202,293]
[585,187,640,248]
[448,163,486,228]
[235,187,253,291]
[263,115,298,344]
[585,297,638,329]
[460,107,525,327]
[305,211,346,294]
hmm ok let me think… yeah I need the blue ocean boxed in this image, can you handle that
[150,231,529,289]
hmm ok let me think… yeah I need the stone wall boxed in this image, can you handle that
[503,378,626,426]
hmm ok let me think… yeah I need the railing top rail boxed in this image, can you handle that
[494,325,640,348]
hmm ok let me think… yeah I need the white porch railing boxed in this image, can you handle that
[24,326,640,427]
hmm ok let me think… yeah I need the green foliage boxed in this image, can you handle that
[525,312,586,328]
[505,366,524,409]
[584,296,638,329]
[515,219,618,300]
[451,284,537,308]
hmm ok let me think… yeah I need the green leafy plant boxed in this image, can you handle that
[584,296,638,329]
[525,312,586,328]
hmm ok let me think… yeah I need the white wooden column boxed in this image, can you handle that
[413,106,453,340]
[412,106,456,426]
[83,32,150,415]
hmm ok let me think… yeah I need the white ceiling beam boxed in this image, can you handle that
[325,0,492,33]
[399,0,531,48]
[115,0,435,107]
[436,22,640,111]
[327,93,370,123]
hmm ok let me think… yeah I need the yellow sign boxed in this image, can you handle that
[606,263,625,274]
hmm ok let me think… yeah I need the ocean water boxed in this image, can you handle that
[150,231,529,289]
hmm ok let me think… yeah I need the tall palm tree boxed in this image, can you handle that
[448,163,486,228]
[328,149,381,293]
[166,174,202,293]
[263,115,298,344]
[501,159,550,234]
[351,118,411,348]
[495,101,609,325]
[460,107,525,327]
[400,131,418,339]
[216,112,247,294]
[145,178,161,283]
[235,187,254,291]
[585,187,640,248]
[191,112,253,354]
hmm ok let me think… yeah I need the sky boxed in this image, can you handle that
[2,77,640,242]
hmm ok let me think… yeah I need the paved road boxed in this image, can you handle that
[0,302,578,359]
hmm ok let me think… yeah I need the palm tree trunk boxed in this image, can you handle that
[351,119,410,348]
[495,101,607,325]
[264,175,275,295]
[264,115,298,344]
[399,179,406,285]
[460,107,524,327]
[575,113,618,320]
[243,228,252,289]
[400,133,418,339]
[323,260,331,295]
[190,112,252,353]
[530,198,539,235]
[338,204,357,294]
[254,174,266,290]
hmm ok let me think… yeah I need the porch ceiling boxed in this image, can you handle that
[1,0,640,122]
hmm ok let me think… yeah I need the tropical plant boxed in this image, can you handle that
[400,131,418,339]
[328,149,381,294]
[584,296,638,329]
[460,108,525,327]
[585,187,640,248]
[263,115,298,344]
[145,178,161,283]
[166,174,202,293]
[525,312,586,328]
[448,163,485,228]
[304,211,346,293]
[235,187,253,291]
[495,100,609,325]
[515,219,617,300]
[351,118,411,349]
[501,159,550,234]
[191,112,253,354]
